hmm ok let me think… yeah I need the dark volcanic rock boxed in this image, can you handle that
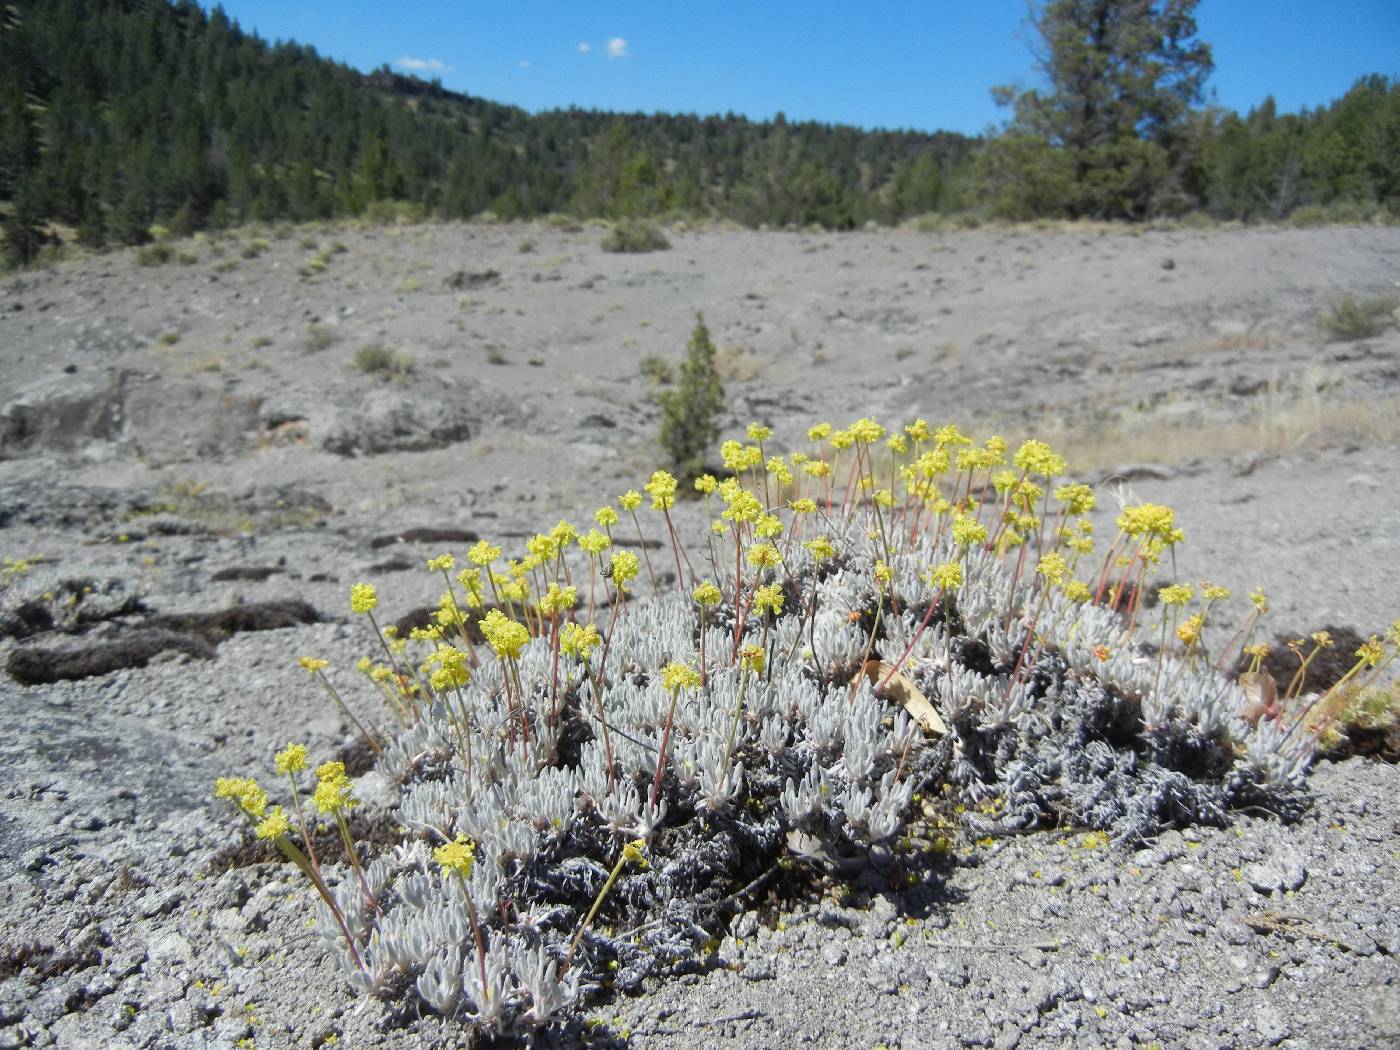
[6,629,216,684]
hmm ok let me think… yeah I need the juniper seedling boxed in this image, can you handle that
[658,313,725,479]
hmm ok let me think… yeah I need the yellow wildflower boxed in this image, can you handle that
[747,423,773,442]
[619,490,642,512]
[537,583,578,616]
[808,422,832,442]
[748,543,782,570]
[804,537,837,562]
[595,506,619,528]
[275,744,308,776]
[609,551,640,588]
[426,554,455,573]
[1356,636,1384,667]
[926,562,964,591]
[298,656,329,674]
[255,806,290,841]
[1063,579,1092,603]
[621,838,649,869]
[214,777,268,819]
[660,663,701,692]
[434,835,476,878]
[1036,552,1068,586]
[739,644,766,674]
[694,474,718,495]
[692,582,723,607]
[753,583,785,616]
[349,583,377,615]
[578,529,611,555]
[560,621,601,659]
[754,513,784,539]
[1158,583,1194,607]
[480,609,530,660]
[1177,614,1204,646]
[644,470,678,511]
[951,515,987,547]
[1053,483,1096,515]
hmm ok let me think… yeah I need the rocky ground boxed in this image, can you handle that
[1,220,1397,1048]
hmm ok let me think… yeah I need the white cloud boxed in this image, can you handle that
[607,37,629,59]
[395,55,450,73]
[519,59,531,69]
[577,41,591,54]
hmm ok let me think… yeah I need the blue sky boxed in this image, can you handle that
[212,2,1398,135]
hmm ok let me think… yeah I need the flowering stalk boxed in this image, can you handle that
[563,839,648,975]
[299,657,382,758]
[651,663,701,808]
[214,774,365,973]
[879,560,962,692]
[720,646,763,788]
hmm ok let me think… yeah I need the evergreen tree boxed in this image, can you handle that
[3,177,47,266]
[993,0,1213,218]
[659,314,726,479]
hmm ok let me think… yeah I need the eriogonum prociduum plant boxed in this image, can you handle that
[217,418,1399,1035]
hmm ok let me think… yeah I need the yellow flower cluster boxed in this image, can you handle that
[214,777,268,818]
[255,806,290,841]
[480,609,530,660]
[739,644,766,674]
[926,562,964,591]
[1013,439,1066,477]
[275,743,309,776]
[1117,503,1183,545]
[660,662,702,692]
[1158,583,1194,607]
[753,583,785,616]
[427,644,471,691]
[692,582,723,607]
[560,622,601,659]
[312,761,358,816]
[538,583,578,616]
[349,583,378,615]
[609,551,640,588]
[298,656,329,674]
[644,470,679,511]
[434,835,476,878]
[747,542,782,569]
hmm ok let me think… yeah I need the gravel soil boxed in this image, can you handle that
[1,221,1398,1048]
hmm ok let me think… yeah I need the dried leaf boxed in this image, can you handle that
[1240,671,1279,726]
[865,660,947,736]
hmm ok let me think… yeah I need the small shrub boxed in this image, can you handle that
[658,313,725,476]
[601,219,670,253]
[136,243,173,267]
[306,324,337,352]
[518,239,536,254]
[397,276,422,294]
[176,250,199,265]
[640,355,674,385]
[352,343,412,379]
[157,331,180,346]
[1318,294,1398,342]
[250,335,273,349]
[215,414,1371,1039]
[241,238,270,259]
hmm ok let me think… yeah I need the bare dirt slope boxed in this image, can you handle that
[1,221,1398,1049]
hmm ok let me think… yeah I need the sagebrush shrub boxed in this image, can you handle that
[600,219,670,253]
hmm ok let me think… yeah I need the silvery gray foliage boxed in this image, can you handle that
[312,513,1317,1035]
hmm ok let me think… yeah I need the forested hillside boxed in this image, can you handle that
[0,0,1396,266]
